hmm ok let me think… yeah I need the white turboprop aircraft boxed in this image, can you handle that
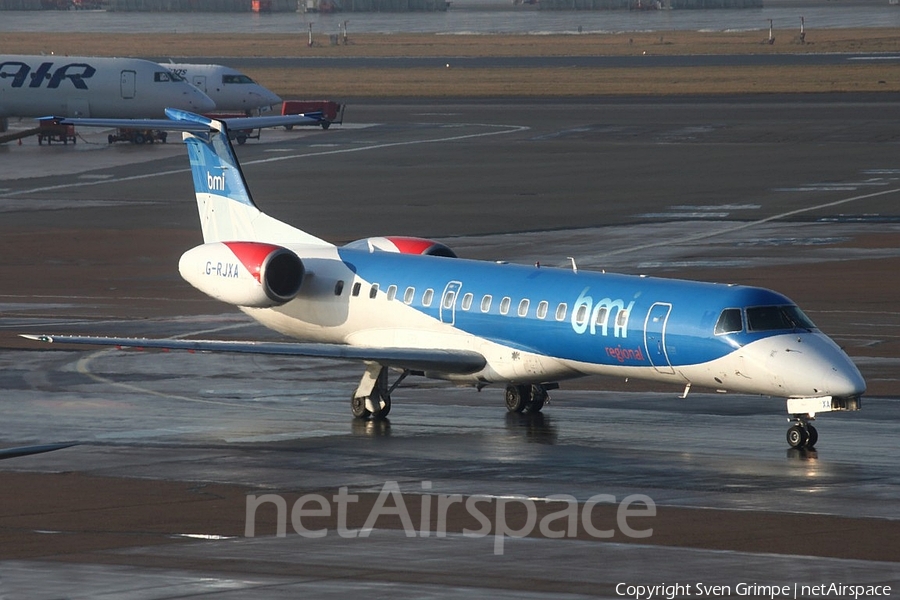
[23,109,866,449]
[0,55,215,131]
[164,63,282,114]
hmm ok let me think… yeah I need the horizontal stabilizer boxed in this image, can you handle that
[40,110,323,133]
[0,442,77,461]
[21,334,487,374]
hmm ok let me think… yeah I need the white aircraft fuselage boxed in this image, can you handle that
[165,63,282,114]
[0,55,215,119]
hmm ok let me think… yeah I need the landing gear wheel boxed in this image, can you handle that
[524,385,547,413]
[351,365,408,420]
[351,392,391,420]
[351,395,370,419]
[371,394,391,420]
[805,424,818,448]
[505,384,529,413]
[786,425,809,449]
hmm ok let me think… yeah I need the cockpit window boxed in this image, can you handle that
[154,71,186,83]
[746,305,816,332]
[223,74,255,84]
[714,308,743,335]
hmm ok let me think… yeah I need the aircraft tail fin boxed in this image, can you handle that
[171,109,330,246]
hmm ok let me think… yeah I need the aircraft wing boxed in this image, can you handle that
[20,334,487,374]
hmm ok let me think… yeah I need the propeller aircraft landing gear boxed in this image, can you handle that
[351,363,408,420]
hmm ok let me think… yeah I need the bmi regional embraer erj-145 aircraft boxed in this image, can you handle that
[0,55,214,129]
[23,109,866,449]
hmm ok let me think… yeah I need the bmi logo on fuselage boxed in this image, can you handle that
[571,287,636,338]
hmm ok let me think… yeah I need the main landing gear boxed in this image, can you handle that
[349,365,558,420]
[351,363,409,420]
[505,383,553,414]
[786,416,818,449]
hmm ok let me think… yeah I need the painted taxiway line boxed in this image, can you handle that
[603,186,900,259]
[0,123,528,199]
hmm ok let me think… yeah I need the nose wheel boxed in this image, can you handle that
[786,421,818,449]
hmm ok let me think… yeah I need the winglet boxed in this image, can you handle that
[19,334,53,343]
[164,108,215,129]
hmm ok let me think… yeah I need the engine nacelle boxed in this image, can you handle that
[344,236,457,258]
[178,241,304,308]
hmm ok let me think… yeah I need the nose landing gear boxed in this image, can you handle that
[784,395,860,449]
[786,419,818,449]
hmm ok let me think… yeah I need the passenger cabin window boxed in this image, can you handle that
[462,293,474,311]
[386,285,397,301]
[537,301,549,319]
[423,289,434,307]
[351,282,361,297]
[404,287,415,305]
[442,290,456,309]
[714,308,743,335]
[517,299,530,318]
[334,280,344,296]
[499,297,511,315]
[481,295,492,313]
[746,305,816,332]
[574,304,588,327]
[369,284,379,299]
[555,303,567,321]
[594,307,608,327]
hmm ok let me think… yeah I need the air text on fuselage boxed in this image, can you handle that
[0,61,96,89]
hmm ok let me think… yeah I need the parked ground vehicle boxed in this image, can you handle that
[37,120,76,145]
[107,129,168,144]
[281,100,344,130]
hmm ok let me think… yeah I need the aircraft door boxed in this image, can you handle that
[192,76,207,93]
[644,302,675,374]
[440,281,462,326]
[120,70,136,99]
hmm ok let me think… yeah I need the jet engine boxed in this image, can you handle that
[178,241,304,308]
[343,236,457,258]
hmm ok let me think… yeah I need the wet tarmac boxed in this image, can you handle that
[1,99,899,598]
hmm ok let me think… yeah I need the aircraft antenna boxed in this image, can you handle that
[566,257,578,273]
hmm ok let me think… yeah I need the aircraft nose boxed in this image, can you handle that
[191,89,217,113]
[252,89,283,109]
[759,333,866,398]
